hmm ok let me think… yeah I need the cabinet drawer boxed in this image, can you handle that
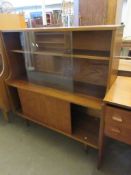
[105,124,131,145]
[105,106,131,129]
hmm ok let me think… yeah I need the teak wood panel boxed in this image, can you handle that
[18,89,72,134]
[73,59,109,86]
[72,31,112,51]
[79,0,107,25]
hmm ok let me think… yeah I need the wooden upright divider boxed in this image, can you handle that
[0,14,26,120]
[1,25,123,166]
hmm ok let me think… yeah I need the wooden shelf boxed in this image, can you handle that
[11,50,109,61]
[7,79,103,110]
[37,41,65,44]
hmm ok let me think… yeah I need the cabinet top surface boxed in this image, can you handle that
[1,25,123,32]
[104,76,131,109]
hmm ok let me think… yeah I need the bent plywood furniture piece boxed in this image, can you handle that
[0,32,10,120]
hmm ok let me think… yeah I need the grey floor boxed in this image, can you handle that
[0,112,131,175]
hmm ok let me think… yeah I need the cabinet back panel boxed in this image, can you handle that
[73,31,112,51]
[74,59,109,86]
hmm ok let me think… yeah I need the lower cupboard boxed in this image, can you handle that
[8,86,100,149]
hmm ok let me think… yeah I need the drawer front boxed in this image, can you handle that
[105,106,131,129]
[105,124,131,145]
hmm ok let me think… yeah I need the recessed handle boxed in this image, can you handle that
[111,128,121,134]
[112,115,123,122]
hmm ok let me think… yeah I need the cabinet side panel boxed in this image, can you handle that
[107,28,123,90]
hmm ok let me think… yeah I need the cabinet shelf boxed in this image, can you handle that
[11,50,109,61]
[37,41,65,44]
[7,79,103,110]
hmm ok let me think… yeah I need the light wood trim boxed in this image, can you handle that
[106,27,123,90]
[106,0,124,24]
[7,79,103,110]
[11,50,109,61]
[104,76,131,109]
[2,25,122,32]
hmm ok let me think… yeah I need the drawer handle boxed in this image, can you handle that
[112,115,123,122]
[111,128,121,134]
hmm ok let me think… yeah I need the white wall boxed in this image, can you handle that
[123,0,131,37]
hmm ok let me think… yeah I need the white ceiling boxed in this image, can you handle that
[0,0,63,7]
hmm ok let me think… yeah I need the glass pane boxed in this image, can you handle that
[21,31,73,92]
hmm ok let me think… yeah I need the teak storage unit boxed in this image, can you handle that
[102,76,131,163]
[0,32,10,120]
[2,26,123,166]
[74,0,124,26]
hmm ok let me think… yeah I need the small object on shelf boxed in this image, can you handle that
[84,137,88,140]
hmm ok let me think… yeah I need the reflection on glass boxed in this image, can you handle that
[21,31,74,92]
[0,54,3,74]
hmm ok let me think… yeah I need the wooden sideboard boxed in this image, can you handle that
[100,76,131,165]
[1,25,123,167]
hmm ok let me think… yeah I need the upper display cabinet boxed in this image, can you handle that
[3,26,123,100]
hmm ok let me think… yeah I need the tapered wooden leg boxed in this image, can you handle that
[97,104,106,169]
[84,144,90,153]
[25,119,30,127]
[98,135,105,169]
[2,110,9,122]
